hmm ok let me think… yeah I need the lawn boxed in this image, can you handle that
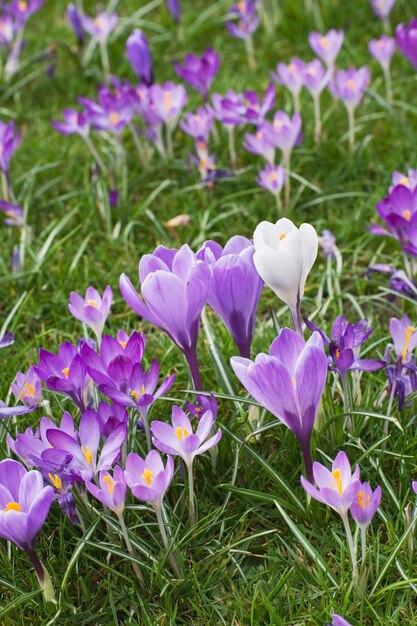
[1,0,417,624]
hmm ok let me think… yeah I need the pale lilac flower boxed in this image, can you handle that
[81,11,118,42]
[86,466,126,515]
[350,482,382,530]
[391,169,417,192]
[124,450,173,510]
[369,36,395,70]
[68,285,113,342]
[11,366,42,406]
[272,58,305,111]
[371,0,396,20]
[309,30,344,68]
[51,108,90,138]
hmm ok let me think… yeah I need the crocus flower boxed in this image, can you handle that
[243,125,276,164]
[388,316,417,364]
[0,15,14,46]
[0,120,21,175]
[51,108,90,137]
[0,332,14,349]
[309,30,344,69]
[152,405,221,524]
[120,244,210,390]
[197,236,263,357]
[225,0,259,41]
[319,230,338,258]
[253,218,318,334]
[67,3,84,45]
[8,0,44,24]
[87,401,128,439]
[185,393,218,420]
[86,466,126,515]
[34,342,89,411]
[231,328,327,481]
[331,615,353,626]
[124,450,173,511]
[244,84,275,124]
[0,400,35,419]
[371,0,396,20]
[174,48,220,100]
[149,81,187,155]
[263,112,302,189]
[369,36,395,71]
[68,285,113,343]
[271,58,305,111]
[303,59,330,141]
[0,459,54,599]
[257,164,286,208]
[350,482,382,530]
[370,185,417,254]
[81,11,118,42]
[180,106,213,142]
[167,0,181,22]
[0,200,23,226]
[211,90,247,126]
[329,66,370,149]
[391,169,417,192]
[126,29,153,85]
[396,19,417,70]
[44,411,127,482]
[11,366,42,406]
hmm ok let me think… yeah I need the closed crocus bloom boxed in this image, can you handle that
[331,615,353,626]
[68,285,113,343]
[167,0,181,22]
[309,30,344,68]
[350,482,382,530]
[371,185,417,247]
[396,19,417,70]
[231,328,327,481]
[257,164,286,200]
[126,29,153,85]
[253,218,318,334]
[67,3,84,45]
[120,244,210,389]
[271,58,305,111]
[371,0,396,19]
[86,466,126,515]
[174,48,220,100]
[0,120,21,175]
[51,108,90,138]
[197,236,263,358]
[369,36,395,70]
[11,366,42,406]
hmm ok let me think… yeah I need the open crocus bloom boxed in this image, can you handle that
[308,29,344,68]
[349,481,382,530]
[253,218,318,324]
[124,450,174,510]
[86,466,126,516]
[301,451,361,517]
[389,316,417,363]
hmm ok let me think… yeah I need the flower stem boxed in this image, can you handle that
[360,525,367,564]
[184,347,203,391]
[290,300,303,337]
[283,153,291,208]
[227,125,237,169]
[383,66,392,104]
[27,548,56,604]
[301,439,314,483]
[341,514,358,583]
[187,461,196,526]
[347,105,355,152]
[245,35,256,70]
[99,40,110,81]
[294,92,300,113]
[155,506,182,578]
[313,94,322,143]
[117,512,144,583]
[83,135,108,174]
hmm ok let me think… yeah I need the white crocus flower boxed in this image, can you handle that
[253,217,318,333]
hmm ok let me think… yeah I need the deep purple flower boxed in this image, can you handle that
[124,450,174,510]
[0,460,53,550]
[44,411,127,482]
[167,0,181,22]
[244,84,275,124]
[51,108,90,137]
[231,328,328,481]
[211,90,246,126]
[180,106,213,141]
[369,36,395,70]
[197,236,263,357]
[68,285,113,342]
[0,400,35,419]
[0,332,14,349]
[301,451,361,517]
[67,3,84,45]
[185,393,218,420]
[370,185,417,251]
[329,67,370,109]
[396,19,417,70]
[0,200,23,226]
[120,244,210,389]
[386,364,417,410]
[8,0,44,24]
[126,29,153,85]
[226,0,259,40]
[86,465,126,515]
[272,58,305,110]
[329,316,385,375]
[371,0,396,20]
[81,11,118,42]
[34,342,90,411]
[309,30,344,68]
[350,482,382,530]
[86,401,128,439]
[257,164,286,198]
[331,615,353,626]
[174,48,220,99]
[0,120,21,174]
[11,366,42,406]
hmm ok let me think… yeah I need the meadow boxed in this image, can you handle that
[1,0,417,624]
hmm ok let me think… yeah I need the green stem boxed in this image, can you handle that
[83,135,108,174]
[27,548,56,604]
[245,35,256,70]
[313,94,321,143]
[341,514,358,583]
[347,106,355,152]
[99,40,110,81]
[187,461,196,526]
[117,513,144,582]
[155,506,182,578]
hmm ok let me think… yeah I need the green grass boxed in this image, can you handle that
[2,0,417,623]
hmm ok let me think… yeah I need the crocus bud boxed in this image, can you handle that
[67,3,84,45]
[126,29,153,85]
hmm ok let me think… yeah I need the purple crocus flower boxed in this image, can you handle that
[197,236,263,357]
[319,230,338,258]
[0,460,54,580]
[167,0,181,22]
[51,108,90,137]
[0,120,21,174]
[44,411,127,482]
[331,615,353,626]
[391,169,417,192]
[124,450,174,510]
[86,465,126,515]
[264,111,302,164]
[243,125,276,164]
[244,84,275,124]
[68,285,113,342]
[371,0,396,20]
[149,81,187,126]
[271,58,305,111]
[309,30,344,68]
[67,3,84,45]
[257,164,286,201]
[0,15,14,46]
[185,393,218,420]
[350,482,382,530]
[370,185,417,252]
[329,316,385,375]
[126,29,153,86]
[87,401,128,439]
[396,19,417,70]
[231,328,328,481]
[34,342,90,411]
[330,66,370,109]
[369,36,395,71]
[0,332,14,349]
[303,59,329,96]
[8,0,44,24]
[211,90,247,126]
[388,316,417,364]
[0,200,23,226]
[11,366,42,406]
[301,451,361,517]
[120,244,210,390]
[81,11,118,42]
[0,400,35,419]
[174,48,220,100]
[226,0,259,41]
[386,365,417,410]
[180,106,213,141]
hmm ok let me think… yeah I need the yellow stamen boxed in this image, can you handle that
[330,468,343,495]
[119,340,127,348]
[20,382,35,398]
[163,91,173,111]
[279,233,286,241]
[291,378,295,386]
[131,390,139,402]
[82,445,93,464]
[273,119,282,129]
[255,131,263,139]
[103,475,115,495]
[109,112,121,126]
[400,176,409,186]
[48,473,62,489]
[269,171,278,181]
[141,468,154,486]
[141,384,146,395]
[401,326,415,361]
[346,79,356,89]
[320,36,329,50]
[403,209,411,221]
[86,299,98,307]
[175,426,190,441]
[357,491,370,509]
[18,1,27,11]
[4,501,21,512]
[94,16,104,28]
[335,348,340,359]
[62,367,70,379]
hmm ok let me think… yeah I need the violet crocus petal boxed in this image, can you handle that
[151,421,181,453]
[0,459,26,500]
[340,480,362,509]
[300,476,328,505]
[294,342,328,443]
[351,358,385,371]
[151,437,180,456]
[269,328,305,375]
[180,434,201,455]
[171,405,192,433]
[195,410,214,441]
[331,615,353,626]
[119,273,161,328]
[194,429,222,455]
[26,486,54,544]
[46,430,85,464]
[98,424,127,469]
[0,403,36,419]
[0,511,29,549]
[79,412,101,461]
